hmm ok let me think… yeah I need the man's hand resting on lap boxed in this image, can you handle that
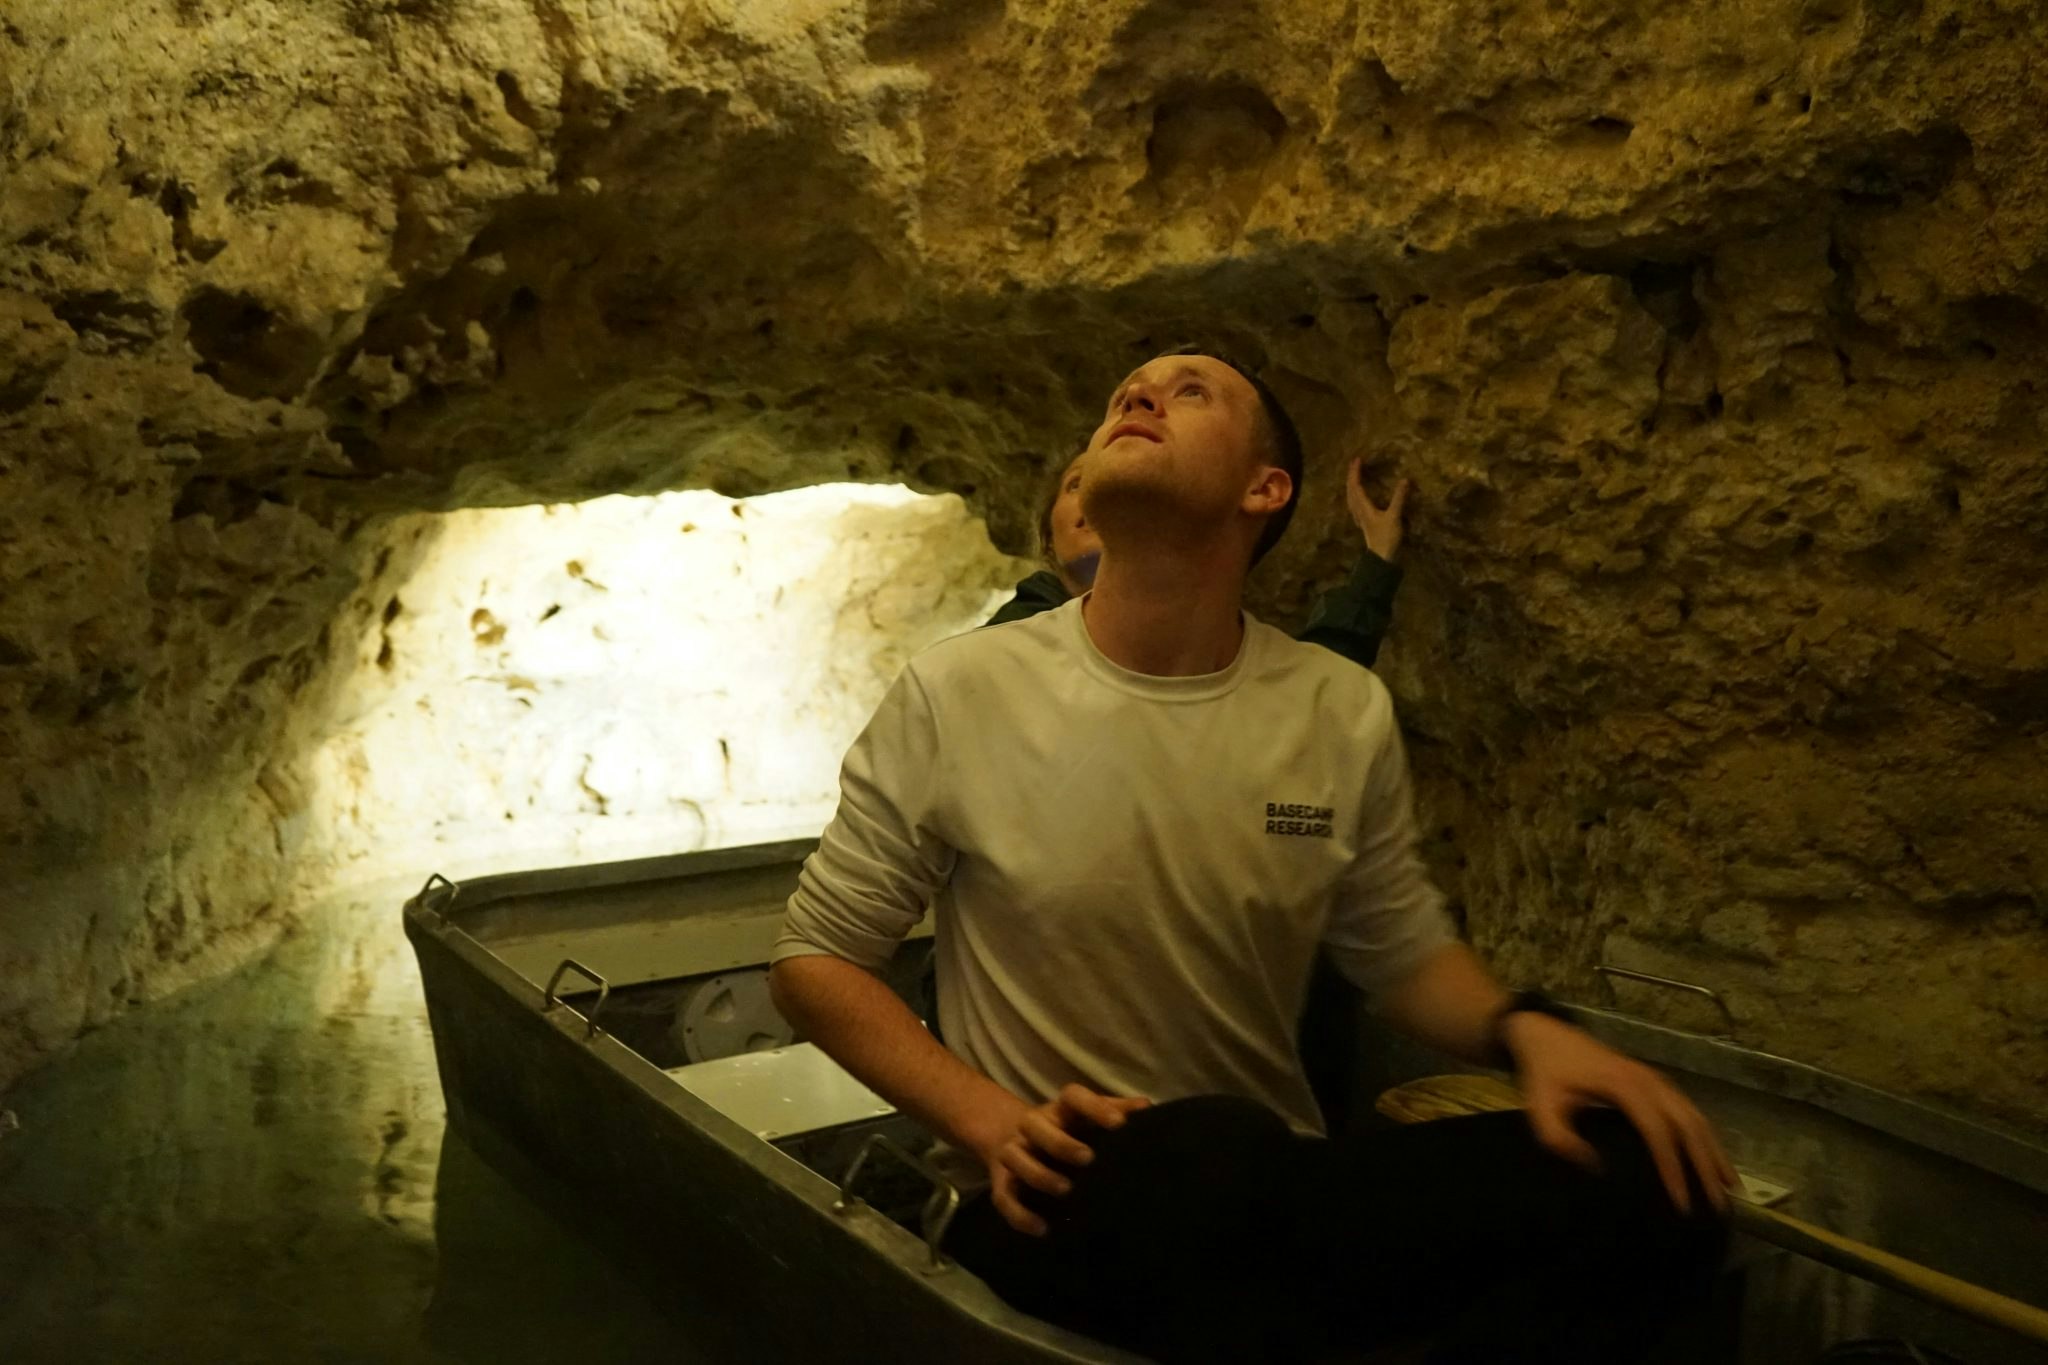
[1502,1011,1740,1217]
[967,1082,1153,1237]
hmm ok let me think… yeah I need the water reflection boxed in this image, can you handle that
[0,886,699,1364]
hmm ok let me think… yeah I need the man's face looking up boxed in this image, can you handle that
[1077,353,1279,562]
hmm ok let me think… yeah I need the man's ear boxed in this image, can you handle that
[1241,465,1293,518]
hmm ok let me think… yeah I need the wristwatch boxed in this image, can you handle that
[1485,989,1573,1070]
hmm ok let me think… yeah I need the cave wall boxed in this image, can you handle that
[2,0,2043,1128]
[290,485,1023,890]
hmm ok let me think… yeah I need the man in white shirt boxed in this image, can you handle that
[771,350,1736,1363]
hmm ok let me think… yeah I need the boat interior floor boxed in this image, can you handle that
[555,950,952,1235]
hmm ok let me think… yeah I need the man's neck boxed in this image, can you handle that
[1081,543,1247,676]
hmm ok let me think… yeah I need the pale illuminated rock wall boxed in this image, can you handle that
[292,485,1022,889]
[2,0,2043,1130]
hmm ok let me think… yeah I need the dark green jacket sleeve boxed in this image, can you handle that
[1296,553,1403,668]
[982,570,1072,627]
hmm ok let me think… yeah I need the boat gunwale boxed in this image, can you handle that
[415,845,2048,1202]
[1564,1006,2048,1199]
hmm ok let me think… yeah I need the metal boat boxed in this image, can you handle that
[405,839,1139,1364]
[403,840,2048,1365]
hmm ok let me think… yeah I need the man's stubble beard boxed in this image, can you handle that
[1077,455,1211,560]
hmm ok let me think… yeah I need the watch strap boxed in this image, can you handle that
[1486,988,1572,1070]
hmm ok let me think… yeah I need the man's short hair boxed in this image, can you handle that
[1161,344,1303,566]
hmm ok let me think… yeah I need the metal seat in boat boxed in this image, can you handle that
[665,1041,896,1142]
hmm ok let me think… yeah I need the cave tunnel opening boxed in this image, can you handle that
[290,482,1024,895]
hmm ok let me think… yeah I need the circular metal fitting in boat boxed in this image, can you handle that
[671,968,794,1063]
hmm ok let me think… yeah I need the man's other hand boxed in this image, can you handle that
[972,1082,1152,1237]
[1347,455,1411,562]
[1502,1012,1739,1217]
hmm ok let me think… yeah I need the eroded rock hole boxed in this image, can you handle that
[181,287,324,400]
[494,70,543,129]
[864,0,1003,62]
[1144,83,1287,185]
[53,291,162,354]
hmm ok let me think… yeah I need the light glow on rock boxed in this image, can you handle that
[294,484,1026,891]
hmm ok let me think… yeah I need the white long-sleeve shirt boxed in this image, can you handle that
[772,596,1456,1136]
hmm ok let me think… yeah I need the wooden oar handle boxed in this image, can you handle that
[1735,1202,2048,1347]
[1376,1076,2048,1349]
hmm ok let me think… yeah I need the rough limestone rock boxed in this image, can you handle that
[291,485,1021,888]
[2,0,2043,1132]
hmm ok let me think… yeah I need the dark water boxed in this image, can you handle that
[0,887,703,1364]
